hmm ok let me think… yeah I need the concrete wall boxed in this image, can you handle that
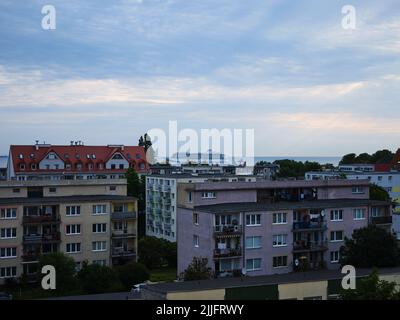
[278,281,328,300]
[167,289,225,300]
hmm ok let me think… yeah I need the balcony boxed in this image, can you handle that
[292,221,327,231]
[112,230,136,238]
[22,252,40,262]
[371,216,392,225]
[293,241,328,253]
[112,248,136,257]
[213,225,242,236]
[213,248,242,259]
[23,215,60,224]
[216,269,242,278]
[162,185,171,192]
[162,197,171,205]
[111,211,137,220]
[23,232,60,243]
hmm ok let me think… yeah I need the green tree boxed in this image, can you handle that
[115,262,150,290]
[273,159,322,178]
[138,236,166,269]
[370,149,394,164]
[138,236,177,269]
[340,269,400,300]
[38,252,78,292]
[78,263,120,294]
[370,184,391,201]
[340,226,400,268]
[182,257,213,281]
[340,153,357,165]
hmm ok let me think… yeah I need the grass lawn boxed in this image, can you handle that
[149,267,177,282]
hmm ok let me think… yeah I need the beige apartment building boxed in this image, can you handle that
[0,179,137,284]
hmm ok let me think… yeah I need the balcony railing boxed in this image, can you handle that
[213,225,242,235]
[22,252,40,262]
[111,211,137,220]
[213,248,242,258]
[112,231,136,238]
[23,232,60,243]
[371,216,392,225]
[162,198,171,205]
[293,241,328,252]
[162,185,171,192]
[23,215,60,224]
[112,248,136,257]
[292,221,327,231]
[216,269,242,278]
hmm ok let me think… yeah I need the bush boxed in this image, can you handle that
[116,262,150,290]
[78,263,120,294]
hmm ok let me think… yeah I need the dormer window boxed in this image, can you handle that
[92,154,96,159]
[76,163,82,170]
[112,154,123,160]
[47,153,56,160]
[66,164,71,170]
[19,163,25,170]
[136,153,141,159]
[98,163,104,170]
[88,164,94,170]
[31,163,37,170]
[64,153,69,159]
[29,153,35,159]
[86,154,91,159]
[75,154,80,159]
[19,154,24,160]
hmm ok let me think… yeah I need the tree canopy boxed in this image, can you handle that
[340,149,394,165]
[182,257,213,281]
[273,159,322,178]
[115,262,149,290]
[138,133,152,152]
[340,225,400,268]
[138,236,177,269]
[370,184,391,201]
[77,262,120,294]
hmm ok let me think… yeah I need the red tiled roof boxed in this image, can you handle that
[10,145,149,174]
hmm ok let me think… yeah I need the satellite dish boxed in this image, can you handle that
[294,259,299,267]
[321,210,325,217]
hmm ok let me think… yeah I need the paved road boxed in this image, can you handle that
[45,291,141,300]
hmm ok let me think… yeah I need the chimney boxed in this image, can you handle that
[35,140,39,150]
[70,141,74,146]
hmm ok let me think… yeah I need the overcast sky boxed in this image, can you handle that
[0,0,399,156]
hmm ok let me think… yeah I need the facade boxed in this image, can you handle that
[0,156,7,180]
[7,141,149,181]
[176,180,392,278]
[0,179,137,284]
[145,174,259,242]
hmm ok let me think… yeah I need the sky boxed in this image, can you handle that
[0,0,400,156]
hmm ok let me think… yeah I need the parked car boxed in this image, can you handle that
[0,292,12,300]
[131,283,146,293]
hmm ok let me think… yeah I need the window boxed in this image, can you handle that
[201,192,216,199]
[66,243,81,253]
[273,234,288,247]
[378,176,382,181]
[193,213,199,225]
[109,186,116,191]
[92,205,107,215]
[66,224,81,235]
[31,163,37,170]
[353,208,366,220]
[0,208,17,219]
[330,251,340,263]
[93,260,107,266]
[330,210,343,221]
[12,189,20,193]
[188,191,193,203]
[19,163,25,170]
[93,223,107,233]
[246,214,261,226]
[352,186,364,194]
[371,207,380,217]
[0,247,17,259]
[193,235,199,247]
[66,164,72,170]
[0,266,17,278]
[246,236,262,249]
[49,187,57,193]
[0,228,16,239]
[66,206,80,216]
[330,231,344,242]
[111,164,116,170]
[389,176,393,181]
[272,213,287,224]
[273,256,288,268]
[92,241,107,252]
[246,258,262,271]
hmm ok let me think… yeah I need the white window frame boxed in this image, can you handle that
[353,208,366,220]
[201,192,216,199]
[0,266,17,278]
[92,241,107,252]
[272,213,287,225]
[330,251,340,263]
[66,206,80,216]
[0,208,17,220]
[246,258,262,271]
[93,223,107,233]
[273,234,288,247]
[0,228,17,239]
[246,214,261,226]
[330,210,343,221]
[193,235,199,248]
[330,231,344,242]
[352,186,364,194]
[66,224,81,235]
[66,243,81,254]
[0,247,17,259]
[92,204,108,215]
[246,236,262,249]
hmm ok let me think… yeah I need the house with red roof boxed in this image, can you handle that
[7,141,149,181]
